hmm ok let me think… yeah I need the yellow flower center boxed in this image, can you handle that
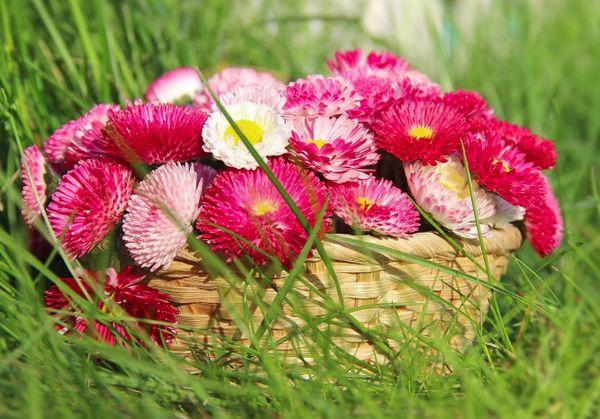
[308,138,328,149]
[408,125,434,140]
[356,196,375,211]
[224,119,264,145]
[253,200,277,216]
[493,159,512,173]
[437,162,470,199]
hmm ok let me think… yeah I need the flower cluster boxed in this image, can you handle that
[22,50,563,345]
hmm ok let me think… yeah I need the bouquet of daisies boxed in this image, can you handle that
[21,49,563,346]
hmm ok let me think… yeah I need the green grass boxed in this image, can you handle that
[1,0,599,417]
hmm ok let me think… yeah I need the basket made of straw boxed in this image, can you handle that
[148,225,522,364]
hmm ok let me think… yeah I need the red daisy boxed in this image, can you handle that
[197,158,331,266]
[44,267,178,345]
[104,103,207,165]
[494,119,557,170]
[524,174,563,257]
[463,132,545,208]
[47,159,135,257]
[373,98,469,165]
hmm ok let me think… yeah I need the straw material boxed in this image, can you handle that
[148,225,522,364]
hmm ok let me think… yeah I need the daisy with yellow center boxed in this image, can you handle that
[202,102,289,169]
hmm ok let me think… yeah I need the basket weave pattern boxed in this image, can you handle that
[148,226,522,362]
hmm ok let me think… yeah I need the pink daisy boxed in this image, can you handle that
[123,162,204,271]
[197,158,331,266]
[145,67,202,104]
[330,176,419,237]
[194,67,284,112]
[43,104,119,172]
[20,146,47,226]
[104,103,207,165]
[405,157,497,238]
[219,85,286,112]
[47,159,134,257]
[373,98,469,165]
[283,75,361,118]
[44,267,178,345]
[494,119,557,170]
[464,132,545,208]
[288,114,380,183]
[327,49,411,75]
[524,175,563,257]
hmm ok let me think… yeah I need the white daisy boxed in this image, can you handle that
[202,102,289,169]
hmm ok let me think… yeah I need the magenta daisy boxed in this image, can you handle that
[373,98,469,165]
[45,267,178,345]
[20,146,47,226]
[47,159,134,257]
[43,104,119,172]
[330,176,419,237]
[494,119,557,170]
[123,162,204,271]
[104,103,207,165]
[283,75,360,118]
[524,175,563,257]
[197,158,331,266]
[288,114,380,183]
[194,67,284,112]
[145,67,202,104]
[463,132,545,208]
[405,157,497,238]
[327,49,411,75]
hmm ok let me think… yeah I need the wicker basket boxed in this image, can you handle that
[148,225,522,364]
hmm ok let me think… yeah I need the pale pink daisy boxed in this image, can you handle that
[123,162,204,271]
[20,146,47,226]
[104,103,207,165]
[145,67,203,104]
[194,67,284,112]
[283,75,361,118]
[330,176,420,237]
[197,158,331,266]
[405,156,498,238]
[288,114,380,183]
[47,159,134,257]
[43,104,119,172]
[219,85,286,112]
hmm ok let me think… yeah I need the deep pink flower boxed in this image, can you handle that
[47,159,134,257]
[330,176,420,237]
[104,103,207,164]
[494,119,557,170]
[20,146,47,226]
[283,75,361,118]
[524,175,563,257]
[464,132,545,208]
[123,162,204,271]
[288,114,380,183]
[145,67,202,104]
[373,98,469,165]
[44,267,178,345]
[197,158,331,266]
[194,67,284,112]
[327,49,411,75]
[43,104,119,172]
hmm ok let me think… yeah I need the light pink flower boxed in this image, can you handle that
[47,159,134,257]
[20,146,47,226]
[123,162,204,271]
[145,67,202,104]
[283,75,360,118]
[194,67,284,112]
[43,104,119,172]
[405,156,498,238]
[330,176,420,237]
[288,114,380,183]
[219,84,286,112]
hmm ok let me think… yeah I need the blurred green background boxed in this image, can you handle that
[0,0,598,417]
